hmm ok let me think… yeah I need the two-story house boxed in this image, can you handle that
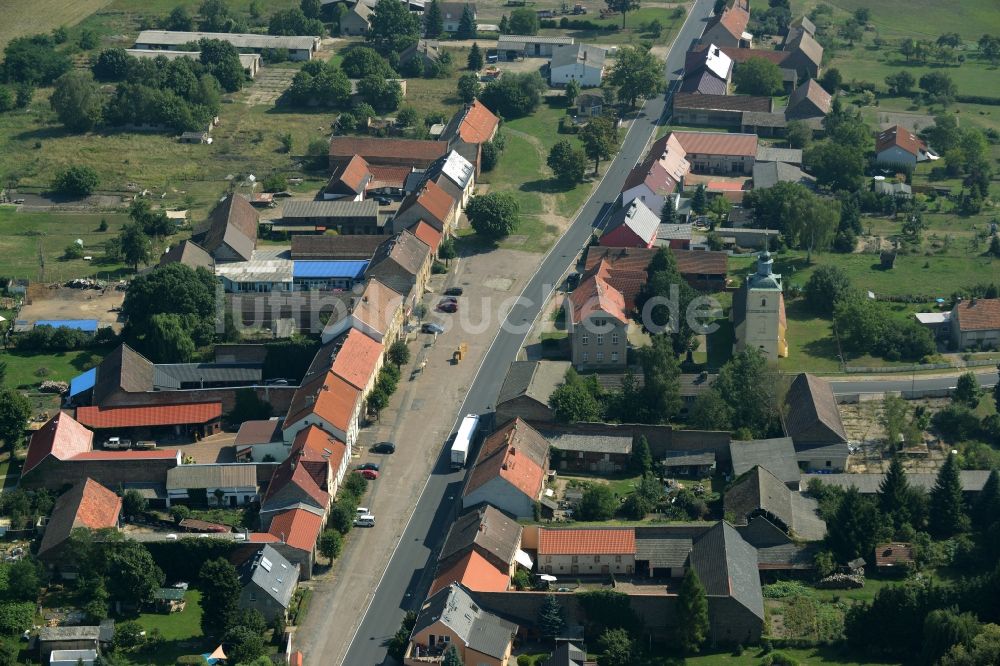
[568,267,629,370]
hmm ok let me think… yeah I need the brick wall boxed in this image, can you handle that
[104,386,297,414]
[22,457,179,490]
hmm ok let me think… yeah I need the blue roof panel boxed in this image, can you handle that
[292,260,368,279]
[70,368,97,397]
[34,319,99,332]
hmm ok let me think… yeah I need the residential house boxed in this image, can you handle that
[496,360,571,424]
[732,251,787,360]
[440,99,501,146]
[323,155,372,201]
[290,235,383,261]
[421,150,477,209]
[672,93,772,128]
[134,30,320,60]
[340,1,372,35]
[680,45,733,95]
[412,220,443,257]
[196,193,259,262]
[496,33,574,59]
[620,133,689,219]
[277,200,381,236]
[575,90,604,117]
[390,179,458,235]
[875,124,937,168]
[320,277,406,344]
[671,131,758,176]
[729,437,801,489]
[281,370,362,447]
[267,507,324,578]
[328,136,448,170]
[950,298,1000,349]
[441,2,475,32]
[785,15,815,44]
[537,528,636,575]
[431,504,524,594]
[20,412,181,490]
[782,31,823,79]
[600,199,660,249]
[235,545,300,622]
[365,230,432,306]
[158,240,214,271]
[38,478,121,566]
[580,249,652,308]
[404,583,518,666]
[785,79,831,120]
[462,417,549,519]
[700,4,751,48]
[234,419,284,462]
[671,249,729,291]
[783,373,850,472]
[329,327,385,395]
[567,266,629,370]
[724,465,827,541]
[549,44,606,87]
[752,161,815,190]
[165,464,259,508]
[545,431,632,473]
[399,39,442,73]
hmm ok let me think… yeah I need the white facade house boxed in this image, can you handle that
[549,44,607,87]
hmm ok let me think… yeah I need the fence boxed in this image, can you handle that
[844,357,1000,374]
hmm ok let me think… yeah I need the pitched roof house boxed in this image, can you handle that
[724,466,827,541]
[950,297,1000,350]
[783,373,848,447]
[785,79,831,119]
[496,360,571,424]
[412,220,443,255]
[267,507,324,579]
[391,179,457,234]
[399,39,443,71]
[441,2,475,32]
[441,99,501,145]
[320,277,405,344]
[600,199,660,249]
[701,3,751,48]
[328,136,448,170]
[159,240,215,271]
[875,124,936,166]
[782,31,823,78]
[324,154,372,200]
[38,479,121,561]
[365,230,432,302]
[281,371,363,448]
[680,45,733,95]
[22,412,94,478]
[236,544,299,622]
[290,235,383,260]
[199,194,259,262]
[431,504,522,594]
[462,418,549,518]
[406,583,518,665]
[620,133,689,214]
[549,44,607,87]
[340,1,372,35]
[262,424,349,527]
[729,436,801,488]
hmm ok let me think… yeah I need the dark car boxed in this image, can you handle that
[437,301,458,313]
[356,462,380,471]
[371,441,396,454]
[374,196,392,205]
[421,322,445,334]
[443,287,464,296]
[566,272,581,289]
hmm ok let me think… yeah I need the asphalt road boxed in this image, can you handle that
[828,370,1000,395]
[339,3,716,664]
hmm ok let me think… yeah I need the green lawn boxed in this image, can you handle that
[0,346,110,390]
[539,6,687,48]
[682,647,899,666]
[134,589,210,666]
[791,0,1000,40]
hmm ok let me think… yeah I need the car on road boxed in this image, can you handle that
[371,441,396,454]
[356,469,379,480]
[443,287,464,296]
[437,300,458,313]
[356,462,380,472]
[566,272,581,289]
[421,322,445,334]
[354,514,376,527]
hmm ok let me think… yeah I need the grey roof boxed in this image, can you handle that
[784,373,848,445]
[604,199,660,244]
[663,450,716,467]
[875,180,912,197]
[498,360,570,406]
[786,79,832,117]
[550,44,606,70]
[498,34,574,45]
[725,466,826,541]
[440,504,522,567]
[159,240,215,271]
[238,544,299,609]
[752,161,815,190]
[368,229,430,278]
[785,31,823,67]
[795,441,850,462]
[729,437,800,486]
[290,234,384,260]
[135,30,318,51]
[789,15,815,36]
[813,471,993,494]
[411,584,517,659]
[152,363,262,389]
[282,199,379,220]
[688,522,764,621]
[755,146,802,164]
[543,642,587,666]
[740,111,788,128]
[546,432,632,455]
[40,626,101,642]
[635,534,692,568]
[424,151,474,191]
[679,70,729,95]
[166,464,258,490]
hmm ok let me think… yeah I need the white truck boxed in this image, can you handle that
[450,413,480,470]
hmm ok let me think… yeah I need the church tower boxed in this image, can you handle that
[733,251,788,360]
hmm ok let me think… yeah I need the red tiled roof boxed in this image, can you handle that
[876,124,927,157]
[234,419,282,447]
[23,412,93,476]
[283,372,360,433]
[672,131,757,157]
[248,532,281,543]
[263,426,338,509]
[538,528,636,555]
[456,100,500,144]
[709,3,750,39]
[465,418,548,500]
[953,298,1000,331]
[584,246,659,274]
[412,220,443,253]
[875,542,913,567]
[331,329,383,390]
[403,180,455,227]
[70,450,180,461]
[269,508,324,553]
[367,165,412,190]
[75,402,222,429]
[290,652,304,666]
[328,155,371,195]
[569,274,628,324]
[671,249,728,276]
[38,478,121,556]
[429,550,510,596]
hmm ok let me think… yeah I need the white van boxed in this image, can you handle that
[354,514,375,527]
[356,507,370,516]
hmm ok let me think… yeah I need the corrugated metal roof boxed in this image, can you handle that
[282,199,378,219]
[292,260,368,279]
[167,464,259,490]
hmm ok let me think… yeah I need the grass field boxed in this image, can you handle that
[540,6,687,48]
[134,589,209,666]
[0,0,111,49]
[0,346,110,390]
[790,0,1000,40]
[683,648,899,666]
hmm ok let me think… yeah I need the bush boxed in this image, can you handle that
[762,652,800,666]
[63,243,84,260]
[51,165,99,195]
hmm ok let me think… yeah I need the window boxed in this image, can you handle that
[615,555,622,562]
[582,352,589,363]
[596,334,603,345]
[594,555,600,563]
[761,298,767,307]
[826,460,832,467]
[442,636,450,643]
[572,555,578,563]
[596,351,604,362]
[611,351,618,362]
[581,335,589,346]
[611,333,619,345]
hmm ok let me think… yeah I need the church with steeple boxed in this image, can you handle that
[732,251,788,360]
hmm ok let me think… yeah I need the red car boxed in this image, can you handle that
[356,469,379,480]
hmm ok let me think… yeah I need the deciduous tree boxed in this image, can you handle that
[367,0,421,54]
[578,484,616,520]
[733,56,783,95]
[609,45,662,107]
[579,115,618,174]
[804,265,852,315]
[0,389,31,452]
[547,139,587,183]
[104,541,165,607]
[605,0,640,29]
[467,191,520,238]
[508,8,540,35]
[52,165,99,196]
[200,558,242,637]
[457,72,480,103]
[318,530,343,563]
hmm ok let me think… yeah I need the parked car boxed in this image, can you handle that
[356,507,370,515]
[566,272,581,289]
[265,378,290,386]
[356,469,379,480]
[437,301,458,313]
[356,462,380,472]
[421,322,445,334]
[371,441,396,454]
[354,514,376,527]
[443,287,464,296]
[374,196,392,205]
